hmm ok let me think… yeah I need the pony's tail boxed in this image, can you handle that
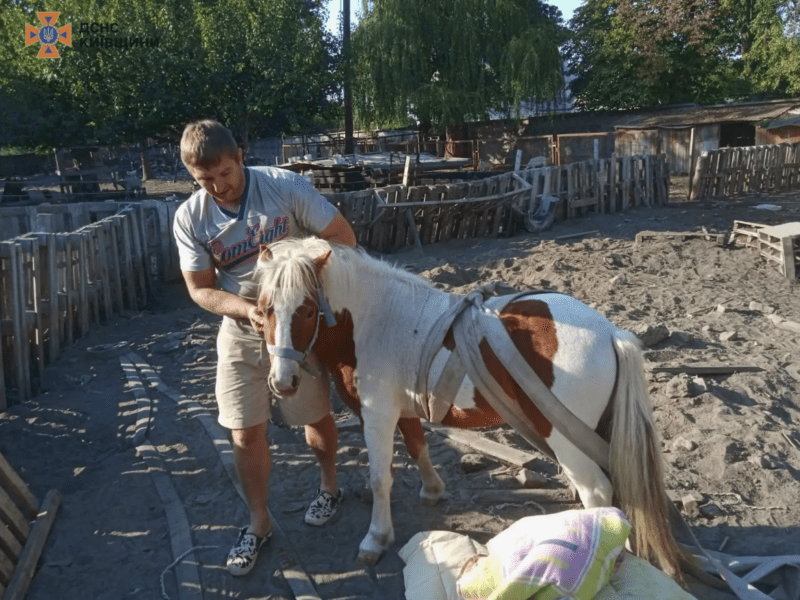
[609,330,688,581]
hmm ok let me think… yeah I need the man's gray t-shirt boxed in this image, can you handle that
[173,166,339,301]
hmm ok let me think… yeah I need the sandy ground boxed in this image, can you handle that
[2,177,799,600]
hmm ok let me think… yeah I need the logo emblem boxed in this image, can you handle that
[25,12,72,58]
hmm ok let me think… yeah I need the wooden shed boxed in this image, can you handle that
[615,99,800,174]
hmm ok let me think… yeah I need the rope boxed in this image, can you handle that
[160,545,218,600]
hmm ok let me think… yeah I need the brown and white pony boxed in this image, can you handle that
[255,237,684,578]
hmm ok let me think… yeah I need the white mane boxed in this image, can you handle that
[255,237,433,309]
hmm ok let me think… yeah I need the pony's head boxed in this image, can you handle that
[255,238,335,396]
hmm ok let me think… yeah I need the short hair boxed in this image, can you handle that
[180,119,239,168]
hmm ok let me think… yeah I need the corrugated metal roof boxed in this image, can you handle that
[616,100,800,129]
[765,114,800,129]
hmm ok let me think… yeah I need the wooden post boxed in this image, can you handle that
[689,152,706,201]
[402,155,412,187]
[687,127,696,199]
[514,149,523,172]
[608,155,617,213]
[72,233,89,337]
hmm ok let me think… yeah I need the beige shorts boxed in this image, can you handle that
[215,317,331,430]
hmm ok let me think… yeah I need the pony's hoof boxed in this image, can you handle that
[419,494,441,507]
[356,549,383,565]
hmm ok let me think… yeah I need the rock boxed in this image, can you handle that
[515,468,549,489]
[671,331,694,345]
[681,494,701,518]
[665,374,692,398]
[699,503,725,518]
[609,274,627,286]
[749,301,776,314]
[460,453,492,473]
[723,441,749,464]
[719,331,739,342]
[690,376,708,395]
[716,304,728,313]
[635,323,670,347]
[672,436,698,452]
[754,454,782,469]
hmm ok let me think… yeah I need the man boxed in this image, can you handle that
[173,119,357,576]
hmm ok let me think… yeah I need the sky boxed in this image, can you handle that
[324,0,584,35]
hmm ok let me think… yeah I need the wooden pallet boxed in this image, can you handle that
[728,220,766,249]
[0,452,60,600]
[758,222,800,280]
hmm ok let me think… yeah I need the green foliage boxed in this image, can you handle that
[0,0,336,150]
[351,0,564,129]
[567,0,800,110]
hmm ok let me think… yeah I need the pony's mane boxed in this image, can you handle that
[256,237,433,308]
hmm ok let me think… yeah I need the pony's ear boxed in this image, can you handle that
[259,244,273,261]
[312,249,332,273]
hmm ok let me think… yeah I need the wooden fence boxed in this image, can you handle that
[689,143,800,201]
[0,154,667,408]
[0,201,180,409]
[326,153,670,252]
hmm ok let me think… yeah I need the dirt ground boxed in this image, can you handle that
[2,176,799,600]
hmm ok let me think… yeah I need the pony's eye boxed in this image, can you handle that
[306,307,316,319]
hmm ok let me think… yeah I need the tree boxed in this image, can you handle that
[193,0,338,147]
[350,0,564,134]
[566,0,731,109]
[0,0,337,150]
[566,0,800,110]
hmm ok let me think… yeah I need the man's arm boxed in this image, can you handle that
[318,212,357,248]
[182,268,264,331]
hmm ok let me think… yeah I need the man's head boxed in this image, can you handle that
[181,120,245,205]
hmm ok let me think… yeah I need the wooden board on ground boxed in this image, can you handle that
[635,230,726,244]
[422,422,540,468]
[0,451,60,600]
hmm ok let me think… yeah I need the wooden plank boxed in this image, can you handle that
[646,365,764,375]
[0,485,30,543]
[0,243,29,401]
[645,154,653,207]
[57,235,74,347]
[17,239,44,397]
[422,422,539,468]
[466,488,573,506]
[3,489,61,600]
[635,230,725,244]
[38,234,58,364]
[126,206,149,301]
[0,517,23,562]
[0,454,38,518]
[118,215,137,309]
[621,156,631,210]
[608,155,618,212]
[0,310,5,411]
[72,234,89,337]
[566,164,575,218]
[0,547,14,587]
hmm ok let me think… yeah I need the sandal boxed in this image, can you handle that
[226,527,272,576]
[304,487,344,526]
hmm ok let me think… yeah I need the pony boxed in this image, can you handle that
[254,237,686,578]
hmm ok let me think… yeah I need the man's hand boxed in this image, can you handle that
[247,304,265,334]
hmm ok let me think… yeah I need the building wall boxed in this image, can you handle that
[614,125,720,174]
[756,126,800,145]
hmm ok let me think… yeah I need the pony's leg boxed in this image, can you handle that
[357,406,401,565]
[397,418,445,505]
[548,430,613,508]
